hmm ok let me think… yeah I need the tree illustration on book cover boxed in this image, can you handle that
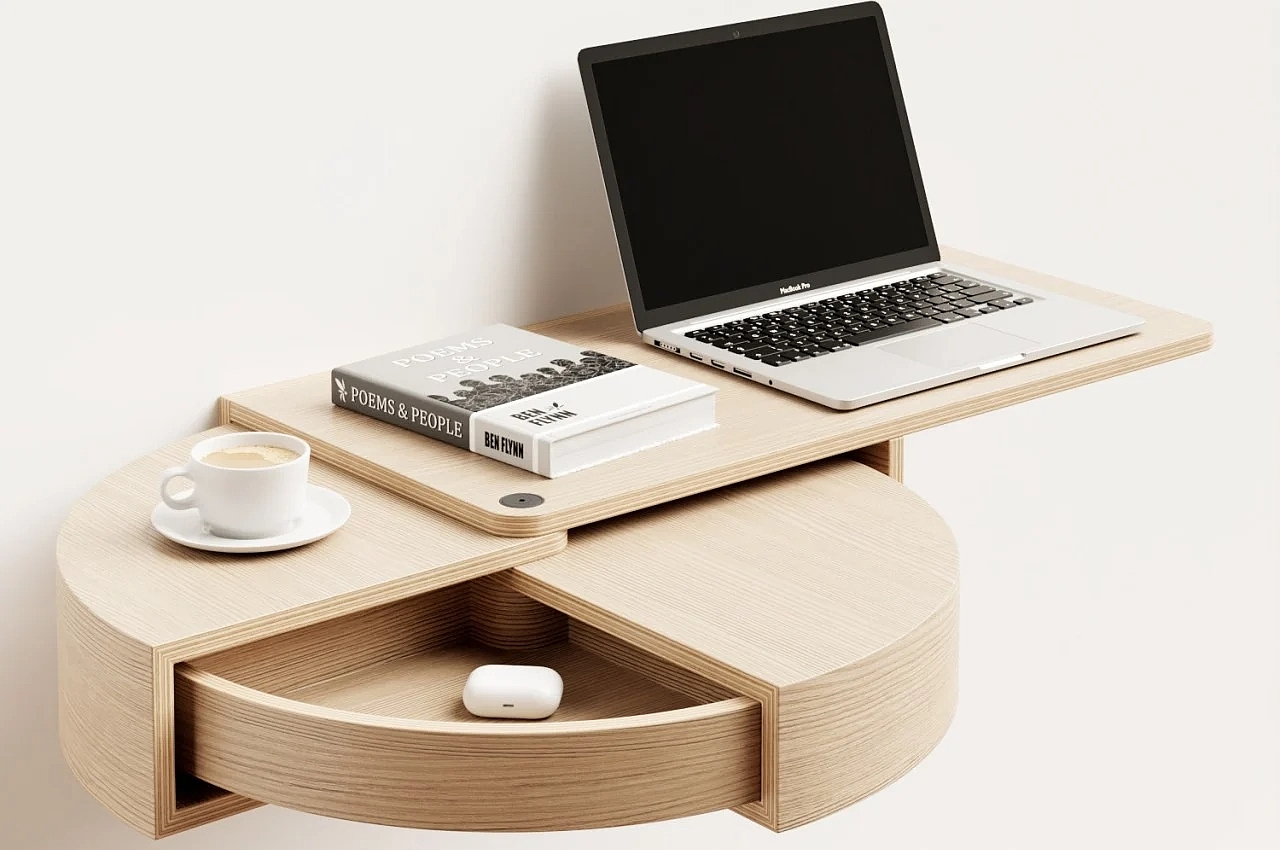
[427,350,634,413]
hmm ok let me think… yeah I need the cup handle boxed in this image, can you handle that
[160,465,198,510]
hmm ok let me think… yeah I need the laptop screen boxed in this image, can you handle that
[587,11,934,322]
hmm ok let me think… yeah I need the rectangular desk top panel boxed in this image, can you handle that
[222,248,1211,537]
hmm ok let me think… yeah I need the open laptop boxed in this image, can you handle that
[578,2,1143,410]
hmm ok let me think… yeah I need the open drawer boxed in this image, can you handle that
[174,574,761,831]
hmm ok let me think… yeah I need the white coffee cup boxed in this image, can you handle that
[159,432,311,539]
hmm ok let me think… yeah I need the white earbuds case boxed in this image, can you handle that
[462,664,563,720]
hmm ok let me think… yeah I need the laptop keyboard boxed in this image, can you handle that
[683,272,1034,366]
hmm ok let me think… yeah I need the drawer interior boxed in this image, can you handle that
[179,573,735,718]
[174,572,749,815]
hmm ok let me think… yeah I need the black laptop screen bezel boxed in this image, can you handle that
[578,1,940,332]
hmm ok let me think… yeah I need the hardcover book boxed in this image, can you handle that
[331,325,717,477]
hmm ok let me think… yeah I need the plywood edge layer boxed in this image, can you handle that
[160,787,260,838]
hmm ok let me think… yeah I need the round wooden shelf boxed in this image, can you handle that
[57,429,957,837]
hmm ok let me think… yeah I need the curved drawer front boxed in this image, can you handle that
[177,667,761,832]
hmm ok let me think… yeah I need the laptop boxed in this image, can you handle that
[578,2,1143,410]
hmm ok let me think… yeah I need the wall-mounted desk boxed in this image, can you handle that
[56,249,1210,838]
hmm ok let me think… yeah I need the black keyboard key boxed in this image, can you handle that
[961,285,994,297]
[933,312,964,323]
[988,300,1015,310]
[933,275,962,285]
[949,299,976,309]
[956,308,981,318]
[979,305,1001,314]
[746,347,779,360]
[928,296,951,305]
[969,290,1011,304]
[851,316,943,345]
[1013,297,1034,305]
[901,312,921,321]
[919,307,939,316]
[927,272,946,279]
[710,338,734,348]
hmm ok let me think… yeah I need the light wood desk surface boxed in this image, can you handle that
[223,247,1211,536]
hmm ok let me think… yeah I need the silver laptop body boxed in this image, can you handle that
[645,260,1140,410]
[580,4,1142,411]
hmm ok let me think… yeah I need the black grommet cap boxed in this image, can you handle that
[499,493,545,509]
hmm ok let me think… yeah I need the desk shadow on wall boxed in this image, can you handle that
[513,76,630,325]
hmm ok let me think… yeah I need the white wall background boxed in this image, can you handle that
[2,1,1275,848]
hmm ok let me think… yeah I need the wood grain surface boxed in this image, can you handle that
[222,247,1210,536]
[175,580,761,832]
[506,457,960,829]
[58,249,1210,837]
[55,426,566,837]
[57,426,565,651]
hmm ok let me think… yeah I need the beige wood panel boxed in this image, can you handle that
[57,575,164,836]
[513,459,958,687]
[506,458,959,829]
[862,435,905,482]
[56,426,565,650]
[222,247,1209,536]
[176,610,763,832]
[775,593,958,830]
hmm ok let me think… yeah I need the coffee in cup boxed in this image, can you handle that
[202,445,301,469]
[160,432,311,539]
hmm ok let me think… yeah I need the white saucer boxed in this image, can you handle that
[151,484,351,554]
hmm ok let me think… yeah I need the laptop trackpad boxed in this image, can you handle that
[883,323,1034,371]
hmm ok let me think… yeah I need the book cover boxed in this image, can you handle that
[331,325,716,477]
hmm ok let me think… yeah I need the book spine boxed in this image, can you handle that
[330,368,471,451]
[471,414,539,475]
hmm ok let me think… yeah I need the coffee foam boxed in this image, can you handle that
[202,444,300,468]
